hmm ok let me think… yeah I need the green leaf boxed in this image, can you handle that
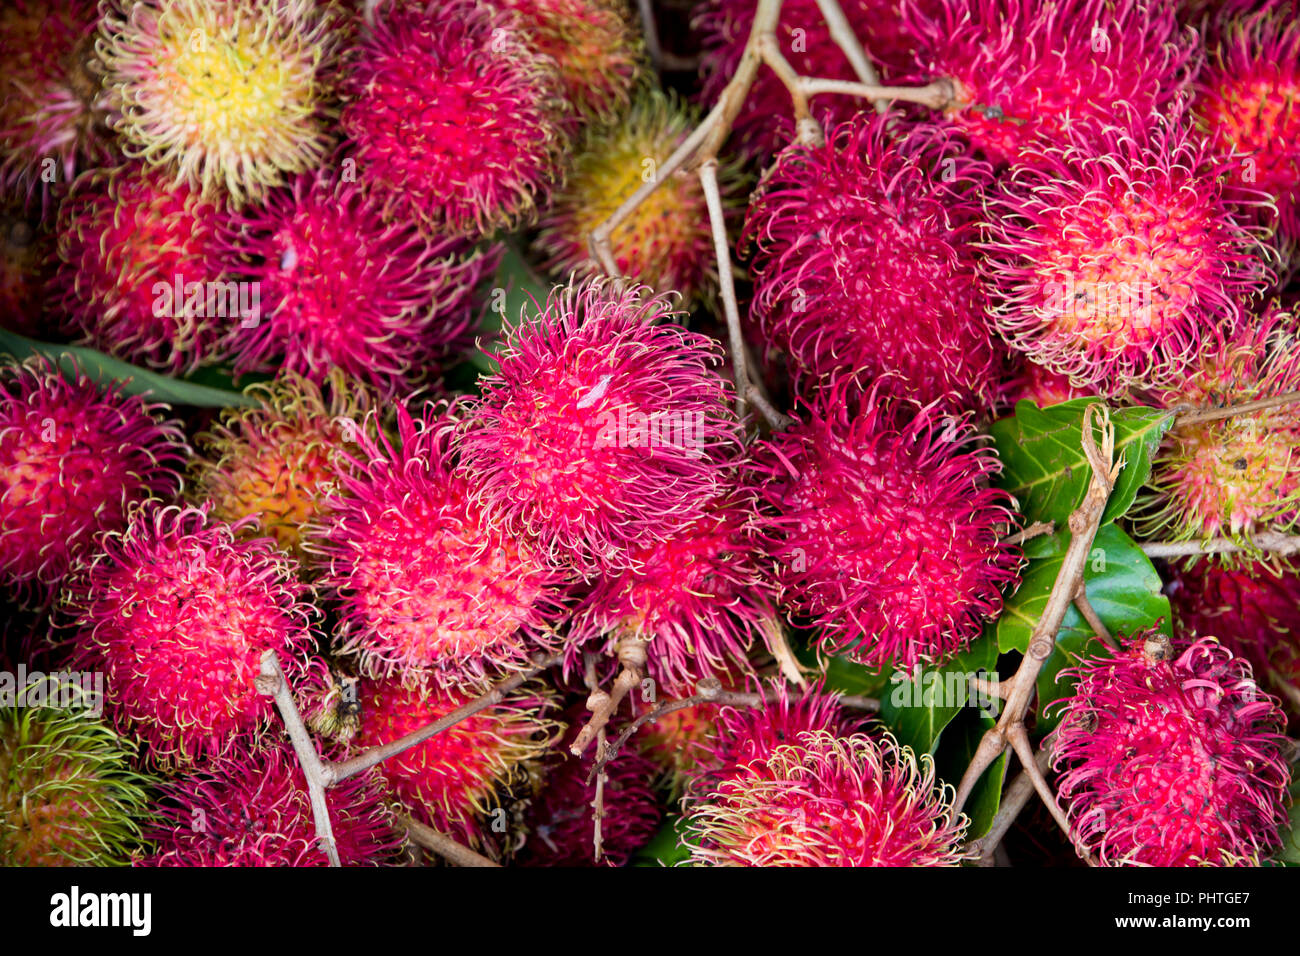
[993,399,1173,528]
[879,631,1000,755]
[937,708,1007,842]
[466,241,552,375]
[791,636,894,699]
[630,813,695,868]
[1274,779,1300,867]
[0,329,256,408]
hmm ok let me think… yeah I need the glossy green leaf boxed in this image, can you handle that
[630,813,695,868]
[879,631,1000,756]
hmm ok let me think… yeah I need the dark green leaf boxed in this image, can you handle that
[937,708,1007,842]
[879,630,1000,755]
[791,637,894,699]
[466,241,552,374]
[630,813,695,868]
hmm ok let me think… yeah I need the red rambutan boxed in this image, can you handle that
[0,357,186,598]
[459,277,739,575]
[1050,629,1292,866]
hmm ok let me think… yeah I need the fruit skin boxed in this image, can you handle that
[535,88,742,306]
[755,382,1020,669]
[1134,307,1300,557]
[743,113,1003,412]
[190,370,373,563]
[350,676,559,853]
[145,741,399,867]
[52,162,229,374]
[1192,5,1300,247]
[339,0,570,238]
[219,169,500,396]
[682,729,966,866]
[1050,629,1292,866]
[459,277,739,576]
[904,0,1197,166]
[96,0,343,206]
[0,357,186,600]
[0,0,110,213]
[66,503,325,771]
[1,698,152,866]
[979,112,1273,396]
[308,402,570,693]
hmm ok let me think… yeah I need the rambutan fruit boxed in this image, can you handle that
[350,675,559,852]
[0,207,55,338]
[96,0,343,207]
[568,481,774,696]
[65,503,325,770]
[979,113,1273,395]
[219,169,499,395]
[0,358,186,599]
[904,0,1196,166]
[146,741,399,866]
[755,384,1019,669]
[51,162,229,374]
[1193,6,1300,246]
[1010,360,1095,409]
[0,0,111,212]
[308,402,570,692]
[1050,629,1292,866]
[190,371,372,564]
[682,729,966,866]
[1167,559,1300,716]
[743,114,1002,411]
[535,89,741,306]
[459,277,739,576]
[693,0,929,158]
[1134,307,1300,556]
[635,697,721,796]
[493,0,645,121]
[339,0,570,238]
[1,694,151,866]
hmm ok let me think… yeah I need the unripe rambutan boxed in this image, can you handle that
[493,0,644,121]
[191,371,372,563]
[66,504,325,770]
[1193,6,1300,245]
[308,402,570,692]
[904,0,1196,166]
[1050,629,1292,866]
[96,0,342,206]
[569,482,774,696]
[693,0,929,158]
[219,169,499,395]
[744,114,1002,411]
[0,207,55,338]
[340,0,569,238]
[0,358,186,598]
[146,741,399,867]
[459,277,739,575]
[683,729,966,866]
[756,385,1019,669]
[1134,308,1300,555]
[1167,559,1300,715]
[535,89,741,306]
[351,675,559,851]
[52,162,228,373]
[979,113,1273,395]
[1,697,151,866]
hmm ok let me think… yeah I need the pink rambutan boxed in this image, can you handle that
[459,277,739,576]
[339,0,570,238]
[96,0,343,206]
[308,402,570,692]
[1009,360,1096,409]
[979,113,1273,395]
[191,371,372,563]
[146,741,399,867]
[1193,6,1300,246]
[350,675,559,852]
[535,88,742,306]
[904,0,1196,166]
[1167,559,1300,716]
[755,384,1019,669]
[66,503,325,770]
[51,162,229,374]
[743,114,1003,411]
[0,0,111,212]
[1050,629,1292,866]
[219,169,499,395]
[0,358,186,598]
[682,729,966,866]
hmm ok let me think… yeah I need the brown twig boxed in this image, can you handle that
[800,77,957,109]
[1139,532,1300,559]
[1073,585,1116,650]
[699,158,749,419]
[693,0,787,165]
[812,0,887,112]
[1003,520,1055,546]
[582,654,608,864]
[1174,389,1300,427]
[1005,723,1093,866]
[747,384,794,431]
[757,33,823,146]
[571,638,648,756]
[968,744,1052,866]
[399,814,500,868]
